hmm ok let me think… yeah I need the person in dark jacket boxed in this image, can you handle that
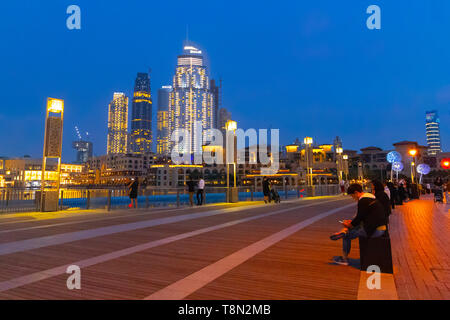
[398,182,407,203]
[330,183,387,265]
[186,176,196,207]
[262,177,271,203]
[386,181,396,209]
[371,180,392,222]
[128,177,139,209]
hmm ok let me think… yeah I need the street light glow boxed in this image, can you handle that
[408,149,417,156]
[303,137,313,145]
[225,120,237,132]
[336,147,343,154]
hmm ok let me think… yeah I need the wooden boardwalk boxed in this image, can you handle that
[390,196,450,299]
[0,195,447,300]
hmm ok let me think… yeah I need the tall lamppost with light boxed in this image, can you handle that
[225,120,238,202]
[336,147,343,184]
[408,149,417,183]
[408,148,420,199]
[303,137,313,187]
[343,154,349,181]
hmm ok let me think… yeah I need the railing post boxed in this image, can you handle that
[146,189,149,208]
[251,187,254,201]
[176,189,180,207]
[107,189,111,211]
[6,190,9,208]
[297,186,300,198]
[284,185,288,200]
[86,190,91,209]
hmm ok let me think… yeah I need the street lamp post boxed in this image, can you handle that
[225,120,238,202]
[336,147,343,184]
[304,137,313,186]
[343,154,349,181]
[304,137,314,196]
[408,149,417,183]
[408,148,420,199]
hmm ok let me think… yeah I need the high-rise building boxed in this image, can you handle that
[425,110,442,155]
[72,140,93,163]
[130,72,152,154]
[169,43,214,154]
[157,85,172,155]
[210,79,222,129]
[107,92,128,155]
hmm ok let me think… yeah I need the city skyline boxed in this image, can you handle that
[1,1,450,161]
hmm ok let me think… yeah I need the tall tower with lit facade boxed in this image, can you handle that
[130,72,152,154]
[210,79,222,129]
[169,43,214,154]
[157,85,172,155]
[425,110,442,155]
[107,92,128,154]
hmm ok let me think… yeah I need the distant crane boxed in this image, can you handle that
[74,126,82,140]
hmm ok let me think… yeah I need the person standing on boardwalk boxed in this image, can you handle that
[197,177,205,205]
[386,181,396,209]
[340,180,346,195]
[398,182,407,203]
[186,176,196,207]
[128,177,139,209]
[329,183,387,266]
[371,180,392,223]
[262,177,271,203]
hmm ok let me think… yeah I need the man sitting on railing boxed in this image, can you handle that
[329,183,387,266]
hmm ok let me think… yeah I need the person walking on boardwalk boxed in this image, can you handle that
[197,177,205,205]
[329,183,387,266]
[128,177,139,209]
[186,176,196,207]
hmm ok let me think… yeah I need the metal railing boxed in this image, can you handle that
[0,184,341,214]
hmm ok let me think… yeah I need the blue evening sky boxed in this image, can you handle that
[0,0,449,162]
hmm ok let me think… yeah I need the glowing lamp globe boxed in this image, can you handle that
[416,164,430,175]
[441,158,450,170]
[392,161,403,172]
[386,151,401,163]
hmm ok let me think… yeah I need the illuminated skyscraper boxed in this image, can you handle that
[157,85,172,155]
[425,110,442,155]
[169,43,214,154]
[107,92,128,154]
[130,73,152,154]
[210,79,222,129]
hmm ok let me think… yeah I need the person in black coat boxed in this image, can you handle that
[371,180,391,223]
[386,181,396,209]
[262,177,271,203]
